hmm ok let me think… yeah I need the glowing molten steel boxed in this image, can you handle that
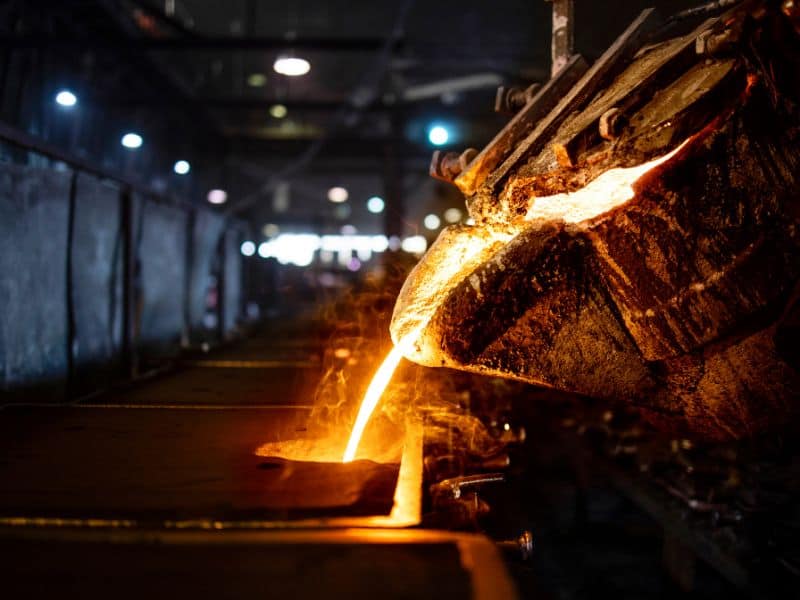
[342,343,405,462]
[523,139,690,223]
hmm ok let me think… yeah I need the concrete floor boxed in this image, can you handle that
[0,320,519,599]
[0,320,407,522]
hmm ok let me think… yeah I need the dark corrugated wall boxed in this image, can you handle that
[0,164,71,399]
[0,161,243,401]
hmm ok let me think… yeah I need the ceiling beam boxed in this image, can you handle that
[104,98,355,110]
[94,97,509,122]
[90,0,226,141]
[0,34,396,52]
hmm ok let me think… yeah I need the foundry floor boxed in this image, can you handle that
[0,317,515,599]
[0,318,393,522]
[0,317,766,599]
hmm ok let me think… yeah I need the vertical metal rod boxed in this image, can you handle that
[0,5,21,110]
[383,107,405,249]
[64,171,78,399]
[182,208,196,348]
[550,0,574,77]
[12,51,28,128]
[119,187,137,379]
[0,48,12,109]
[216,230,227,343]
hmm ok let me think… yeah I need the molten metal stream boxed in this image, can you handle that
[342,344,405,462]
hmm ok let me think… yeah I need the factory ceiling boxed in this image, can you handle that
[0,0,701,230]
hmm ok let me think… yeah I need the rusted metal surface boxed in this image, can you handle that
[475,8,661,200]
[394,1,800,440]
[453,54,588,196]
[545,15,721,170]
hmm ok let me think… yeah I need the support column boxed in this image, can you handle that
[383,107,405,246]
[549,0,574,77]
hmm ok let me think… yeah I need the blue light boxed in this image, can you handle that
[366,196,385,214]
[55,90,77,107]
[121,133,143,149]
[240,241,256,256]
[428,125,449,146]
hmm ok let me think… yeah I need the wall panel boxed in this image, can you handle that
[137,198,188,356]
[0,163,71,398]
[71,173,123,392]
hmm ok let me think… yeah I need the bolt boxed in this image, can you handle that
[497,531,534,561]
[458,148,478,171]
[599,107,623,140]
[696,25,741,56]
[429,148,478,183]
[429,151,460,182]
[494,83,541,114]
[475,453,511,470]
[431,472,505,500]
[695,30,713,55]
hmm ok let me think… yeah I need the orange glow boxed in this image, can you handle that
[524,139,690,223]
[342,342,407,462]
[391,138,696,373]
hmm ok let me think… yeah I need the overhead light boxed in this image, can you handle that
[262,223,280,237]
[258,234,320,267]
[247,73,267,87]
[402,73,503,102]
[428,125,449,146]
[366,196,385,214]
[334,203,351,219]
[371,235,389,252]
[121,133,143,149]
[327,186,349,203]
[444,207,463,223]
[269,104,288,119]
[424,213,441,230]
[401,235,427,254]
[173,160,190,175]
[207,189,227,204]
[273,181,290,212]
[55,90,77,107]
[273,56,310,76]
[240,241,256,256]
[340,224,357,235]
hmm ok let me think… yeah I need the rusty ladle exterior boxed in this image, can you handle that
[391,2,800,441]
